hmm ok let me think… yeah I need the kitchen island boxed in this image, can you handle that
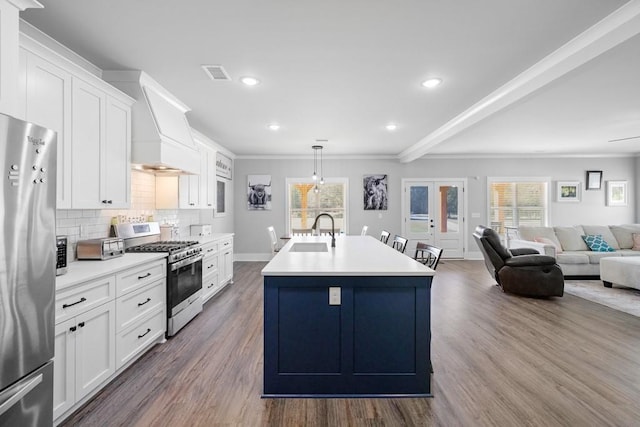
[261,235,434,397]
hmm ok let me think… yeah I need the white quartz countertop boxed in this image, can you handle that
[189,233,234,245]
[56,253,167,291]
[262,235,435,276]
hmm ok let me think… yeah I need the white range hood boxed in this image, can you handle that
[103,70,199,174]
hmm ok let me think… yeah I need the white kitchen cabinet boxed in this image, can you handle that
[179,172,201,208]
[114,259,166,369]
[71,77,104,208]
[104,96,131,208]
[218,237,234,288]
[74,301,117,401]
[71,77,131,209]
[53,300,116,420]
[23,50,72,208]
[201,144,217,209]
[54,257,166,424]
[20,28,134,210]
[201,240,220,303]
[53,318,76,420]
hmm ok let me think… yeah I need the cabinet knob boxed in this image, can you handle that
[78,322,85,328]
[69,326,77,332]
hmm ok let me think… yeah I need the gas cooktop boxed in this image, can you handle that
[126,240,198,254]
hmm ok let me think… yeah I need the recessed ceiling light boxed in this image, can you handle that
[240,76,260,86]
[268,123,280,131]
[386,124,397,131]
[421,78,442,88]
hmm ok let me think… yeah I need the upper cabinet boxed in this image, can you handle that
[19,23,134,209]
[71,78,131,209]
[22,50,72,208]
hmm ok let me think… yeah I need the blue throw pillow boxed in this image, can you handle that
[582,234,615,252]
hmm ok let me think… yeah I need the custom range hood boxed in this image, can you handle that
[103,70,199,174]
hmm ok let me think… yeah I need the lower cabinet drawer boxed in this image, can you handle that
[116,279,165,332]
[56,275,115,323]
[203,255,218,276]
[116,260,166,297]
[202,271,220,302]
[116,308,165,369]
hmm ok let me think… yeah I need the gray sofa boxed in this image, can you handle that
[508,225,640,277]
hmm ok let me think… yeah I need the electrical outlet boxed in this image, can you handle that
[329,287,341,305]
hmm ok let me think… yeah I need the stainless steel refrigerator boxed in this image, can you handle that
[0,113,56,426]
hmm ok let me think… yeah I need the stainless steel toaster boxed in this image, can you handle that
[77,237,125,260]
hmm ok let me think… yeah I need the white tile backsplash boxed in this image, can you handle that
[57,170,213,262]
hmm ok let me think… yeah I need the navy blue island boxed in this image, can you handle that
[262,235,435,397]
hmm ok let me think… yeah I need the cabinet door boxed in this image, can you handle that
[103,96,131,208]
[179,174,200,208]
[201,146,216,209]
[71,78,105,209]
[25,52,72,209]
[74,301,116,401]
[53,318,76,420]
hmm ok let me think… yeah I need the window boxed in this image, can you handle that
[488,177,549,233]
[286,178,348,234]
[216,180,226,215]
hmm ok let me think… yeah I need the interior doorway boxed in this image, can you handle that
[401,179,465,258]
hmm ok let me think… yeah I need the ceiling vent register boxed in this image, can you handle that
[202,65,231,81]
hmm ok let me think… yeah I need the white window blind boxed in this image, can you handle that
[488,178,549,233]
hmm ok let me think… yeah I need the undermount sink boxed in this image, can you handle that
[289,242,329,253]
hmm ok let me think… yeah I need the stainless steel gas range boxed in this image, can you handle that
[114,222,203,337]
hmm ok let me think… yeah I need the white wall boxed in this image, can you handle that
[234,155,637,260]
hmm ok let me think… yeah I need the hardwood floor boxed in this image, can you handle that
[61,260,640,426]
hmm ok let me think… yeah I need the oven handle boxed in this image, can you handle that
[170,254,203,271]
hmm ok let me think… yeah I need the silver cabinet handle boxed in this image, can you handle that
[0,374,43,417]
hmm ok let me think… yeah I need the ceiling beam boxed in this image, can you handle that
[398,0,640,163]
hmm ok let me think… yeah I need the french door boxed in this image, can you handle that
[402,179,465,259]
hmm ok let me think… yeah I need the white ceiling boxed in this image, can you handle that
[21,0,640,159]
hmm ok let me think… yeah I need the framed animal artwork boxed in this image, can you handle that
[247,175,272,210]
[363,174,388,210]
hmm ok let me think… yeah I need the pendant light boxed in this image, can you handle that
[312,144,323,193]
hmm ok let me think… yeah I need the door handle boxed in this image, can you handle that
[0,374,43,417]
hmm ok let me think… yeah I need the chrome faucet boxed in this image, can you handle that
[311,213,336,248]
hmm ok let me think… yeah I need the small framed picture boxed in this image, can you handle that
[606,181,628,206]
[586,170,602,190]
[557,181,581,202]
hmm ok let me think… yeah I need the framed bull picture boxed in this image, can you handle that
[247,175,272,210]
[363,174,388,210]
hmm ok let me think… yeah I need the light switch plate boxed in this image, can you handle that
[329,287,341,305]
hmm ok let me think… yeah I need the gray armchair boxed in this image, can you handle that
[473,225,564,297]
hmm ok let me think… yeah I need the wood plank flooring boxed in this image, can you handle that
[60,260,640,426]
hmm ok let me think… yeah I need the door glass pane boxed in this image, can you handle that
[409,185,429,233]
[440,185,458,233]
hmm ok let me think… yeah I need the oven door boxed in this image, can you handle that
[167,255,203,313]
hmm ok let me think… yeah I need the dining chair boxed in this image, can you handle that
[361,225,368,236]
[267,226,280,255]
[291,228,312,236]
[414,242,443,270]
[380,230,390,244]
[392,235,408,253]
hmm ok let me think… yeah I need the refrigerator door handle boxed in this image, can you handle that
[0,374,43,417]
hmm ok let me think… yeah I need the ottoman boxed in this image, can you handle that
[600,257,640,290]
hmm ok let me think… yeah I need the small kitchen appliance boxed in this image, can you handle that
[56,235,68,275]
[190,224,212,236]
[77,237,125,260]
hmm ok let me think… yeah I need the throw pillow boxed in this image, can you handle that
[533,236,563,253]
[582,234,615,252]
[632,233,640,251]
